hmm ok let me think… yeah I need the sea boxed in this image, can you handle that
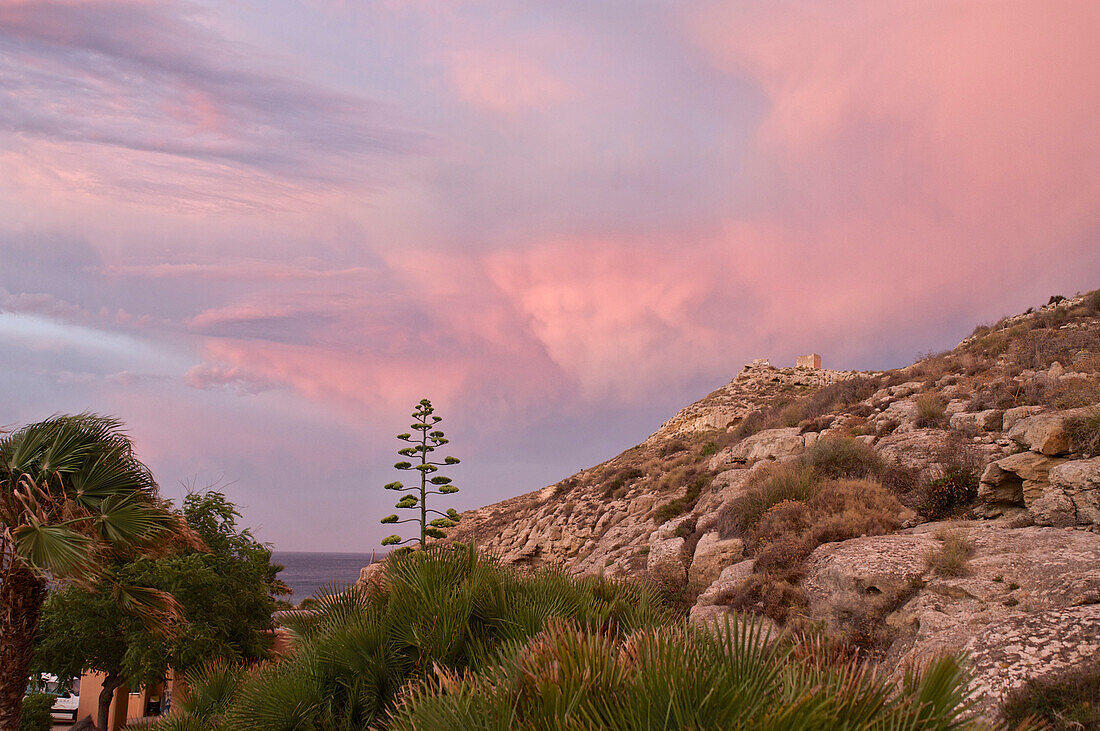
[272,551,380,602]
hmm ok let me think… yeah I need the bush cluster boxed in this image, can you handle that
[154,545,667,730]
[19,694,55,731]
[386,619,979,730]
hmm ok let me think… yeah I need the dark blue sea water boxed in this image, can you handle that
[272,551,379,601]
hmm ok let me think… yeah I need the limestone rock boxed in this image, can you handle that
[1001,405,1044,432]
[964,605,1100,711]
[688,532,744,590]
[879,399,919,425]
[948,409,1003,432]
[1031,457,1100,526]
[978,452,1067,516]
[801,521,1100,708]
[720,427,806,465]
[355,562,386,591]
[1009,413,1071,455]
[695,559,754,606]
[647,535,686,582]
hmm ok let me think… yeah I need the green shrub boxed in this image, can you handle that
[1001,663,1100,730]
[723,463,818,536]
[652,475,709,525]
[802,436,884,479]
[923,467,979,519]
[389,618,979,730]
[20,693,55,731]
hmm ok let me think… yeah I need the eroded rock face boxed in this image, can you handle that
[948,409,1003,432]
[1009,412,1072,455]
[1031,457,1100,526]
[965,605,1100,710]
[978,452,1067,516]
[712,427,806,467]
[688,533,744,590]
[695,559,754,608]
[796,522,1100,709]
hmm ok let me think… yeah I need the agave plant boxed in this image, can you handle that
[0,414,186,728]
[381,399,462,548]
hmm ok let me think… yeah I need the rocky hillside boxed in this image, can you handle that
[440,288,1100,712]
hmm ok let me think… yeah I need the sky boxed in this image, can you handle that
[1,0,1098,552]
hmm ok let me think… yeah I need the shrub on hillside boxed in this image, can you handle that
[1065,407,1100,457]
[922,467,979,519]
[652,475,709,524]
[1001,663,1100,731]
[913,393,946,428]
[802,436,884,479]
[720,463,818,537]
[925,527,973,577]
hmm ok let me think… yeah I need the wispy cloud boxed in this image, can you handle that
[0,0,424,207]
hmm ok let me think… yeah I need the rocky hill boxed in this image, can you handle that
[424,290,1100,712]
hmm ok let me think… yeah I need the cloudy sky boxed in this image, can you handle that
[1,0,1098,551]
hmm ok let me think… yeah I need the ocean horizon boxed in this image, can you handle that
[273,551,380,601]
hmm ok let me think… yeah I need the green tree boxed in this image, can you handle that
[380,399,461,548]
[0,414,182,729]
[33,491,288,729]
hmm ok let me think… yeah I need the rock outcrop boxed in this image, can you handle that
[436,290,1100,713]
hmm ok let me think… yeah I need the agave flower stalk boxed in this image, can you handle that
[381,399,461,548]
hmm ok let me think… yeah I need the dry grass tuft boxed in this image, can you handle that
[925,527,973,576]
[913,393,946,428]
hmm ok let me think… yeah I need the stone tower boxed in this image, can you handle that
[796,353,822,369]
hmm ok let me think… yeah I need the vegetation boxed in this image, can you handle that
[652,474,709,524]
[1001,663,1100,730]
[153,544,666,729]
[390,619,981,731]
[1065,407,1100,457]
[19,693,54,731]
[381,399,462,548]
[925,527,973,577]
[0,414,184,729]
[914,393,947,428]
[33,490,286,728]
[924,467,979,519]
[152,547,992,730]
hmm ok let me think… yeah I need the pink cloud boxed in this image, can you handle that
[449,49,574,117]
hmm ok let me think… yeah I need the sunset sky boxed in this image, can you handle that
[1,0,1098,551]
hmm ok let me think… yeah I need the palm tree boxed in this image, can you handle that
[0,414,184,729]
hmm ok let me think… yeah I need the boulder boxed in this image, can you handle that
[879,399,919,425]
[1002,405,1044,432]
[355,561,386,591]
[695,559,754,607]
[977,452,1067,516]
[647,535,686,582]
[948,409,1003,432]
[721,427,806,465]
[1009,413,1071,455]
[688,532,745,589]
[1030,457,1100,526]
